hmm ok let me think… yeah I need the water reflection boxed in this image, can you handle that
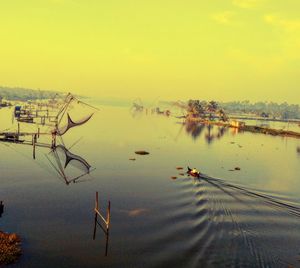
[46,144,94,185]
[0,137,94,185]
[93,192,110,257]
[2,105,300,267]
[93,218,110,257]
[184,121,229,144]
[184,121,205,140]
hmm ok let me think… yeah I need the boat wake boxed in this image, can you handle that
[141,174,300,268]
[201,174,300,218]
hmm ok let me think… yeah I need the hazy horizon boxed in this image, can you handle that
[1,85,300,105]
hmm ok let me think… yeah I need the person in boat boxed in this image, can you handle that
[187,167,201,178]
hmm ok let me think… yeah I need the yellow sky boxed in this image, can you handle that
[0,0,299,102]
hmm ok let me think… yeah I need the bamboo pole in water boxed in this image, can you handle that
[94,192,111,233]
[32,134,36,159]
[17,123,20,140]
[95,191,99,211]
[93,192,98,240]
[106,201,111,232]
[93,192,111,256]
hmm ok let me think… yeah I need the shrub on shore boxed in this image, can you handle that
[0,231,22,265]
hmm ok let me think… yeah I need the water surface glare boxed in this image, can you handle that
[1,106,300,267]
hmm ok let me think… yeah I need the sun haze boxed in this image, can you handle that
[0,0,299,102]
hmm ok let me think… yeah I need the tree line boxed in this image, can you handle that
[185,100,300,120]
[219,100,300,119]
[0,86,62,101]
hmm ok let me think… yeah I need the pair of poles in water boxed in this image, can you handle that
[93,192,111,256]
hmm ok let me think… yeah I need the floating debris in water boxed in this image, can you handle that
[171,176,177,180]
[135,151,150,155]
[176,167,184,170]
[229,167,241,171]
[129,158,136,161]
[179,173,185,176]
[127,208,148,217]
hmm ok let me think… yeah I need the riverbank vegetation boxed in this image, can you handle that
[0,231,22,265]
[0,86,62,101]
[172,99,300,120]
[174,99,300,139]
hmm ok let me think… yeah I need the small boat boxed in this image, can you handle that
[0,133,25,143]
[18,117,34,123]
[187,167,201,178]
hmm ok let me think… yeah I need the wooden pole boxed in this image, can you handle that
[106,200,111,231]
[0,201,4,217]
[94,192,111,234]
[93,191,99,240]
[95,191,99,211]
[32,134,36,159]
[17,123,20,139]
[92,192,111,256]
[51,132,56,149]
[93,212,98,240]
[105,231,109,257]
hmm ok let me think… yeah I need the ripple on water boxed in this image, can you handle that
[141,175,300,267]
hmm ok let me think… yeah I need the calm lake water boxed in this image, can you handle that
[1,105,300,267]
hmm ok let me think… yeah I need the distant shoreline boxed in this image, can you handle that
[185,116,300,139]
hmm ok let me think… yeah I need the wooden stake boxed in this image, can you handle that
[93,192,110,256]
[93,211,98,240]
[95,191,99,211]
[106,200,111,231]
[51,132,56,149]
[17,123,20,139]
[32,134,36,159]
[93,191,99,240]
[105,231,109,257]
[94,192,111,233]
